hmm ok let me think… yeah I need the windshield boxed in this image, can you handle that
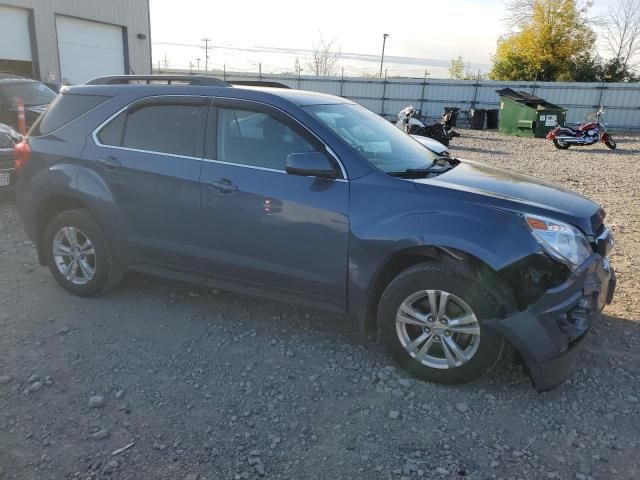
[304,103,438,173]
[583,109,603,123]
[0,81,56,107]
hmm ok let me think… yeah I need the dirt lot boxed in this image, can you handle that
[1,130,639,480]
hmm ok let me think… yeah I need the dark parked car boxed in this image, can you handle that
[0,122,22,190]
[0,73,56,130]
[15,75,616,391]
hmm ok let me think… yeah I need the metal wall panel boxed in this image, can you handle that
[0,0,151,82]
[216,72,640,130]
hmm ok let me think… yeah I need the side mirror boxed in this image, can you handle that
[286,152,338,180]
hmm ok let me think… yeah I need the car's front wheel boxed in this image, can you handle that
[43,208,123,297]
[378,261,507,385]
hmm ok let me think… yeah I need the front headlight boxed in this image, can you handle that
[524,214,592,270]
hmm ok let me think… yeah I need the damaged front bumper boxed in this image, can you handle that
[487,253,616,391]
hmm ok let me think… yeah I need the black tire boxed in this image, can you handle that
[605,138,617,150]
[378,260,509,386]
[43,208,123,297]
[553,139,570,149]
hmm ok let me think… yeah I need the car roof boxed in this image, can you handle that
[0,73,38,84]
[231,86,352,106]
[64,80,353,108]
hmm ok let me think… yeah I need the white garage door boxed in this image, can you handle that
[0,5,33,75]
[56,16,125,85]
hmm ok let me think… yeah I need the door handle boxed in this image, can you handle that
[204,178,238,194]
[96,156,121,170]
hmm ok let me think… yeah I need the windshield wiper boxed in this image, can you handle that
[388,157,457,178]
[388,168,435,177]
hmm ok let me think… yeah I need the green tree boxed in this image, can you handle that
[448,56,466,79]
[448,56,477,79]
[489,0,597,81]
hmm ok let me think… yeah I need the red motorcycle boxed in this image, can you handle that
[546,108,616,150]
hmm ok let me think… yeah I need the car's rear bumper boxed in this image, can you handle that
[487,253,615,391]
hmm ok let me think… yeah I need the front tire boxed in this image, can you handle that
[378,261,507,385]
[43,209,123,297]
[605,138,617,150]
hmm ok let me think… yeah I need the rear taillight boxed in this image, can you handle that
[15,140,31,170]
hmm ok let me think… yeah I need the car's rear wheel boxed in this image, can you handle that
[43,209,123,296]
[378,261,507,385]
[553,139,570,149]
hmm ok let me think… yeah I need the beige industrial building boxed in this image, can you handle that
[0,0,151,84]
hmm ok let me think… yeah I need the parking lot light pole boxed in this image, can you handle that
[202,38,211,71]
[379,33,389,78]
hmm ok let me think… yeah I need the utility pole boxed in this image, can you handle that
[201,38,211,71]
[379,33,389,78]
[196,58,201,72]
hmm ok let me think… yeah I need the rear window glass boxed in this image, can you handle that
[35,94,109,136]
[0,81,56,107]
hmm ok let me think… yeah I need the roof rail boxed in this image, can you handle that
[85,75,230,87]
[230,80,291,89]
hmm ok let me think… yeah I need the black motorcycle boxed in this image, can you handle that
[396,106,459,146]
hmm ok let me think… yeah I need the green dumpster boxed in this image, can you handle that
[496,88,567,138]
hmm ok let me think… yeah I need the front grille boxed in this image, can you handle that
[596,228,614,257]
[591,208,606,236]
[556,305,591,343]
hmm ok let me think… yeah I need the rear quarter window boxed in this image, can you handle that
[31,94,110,136]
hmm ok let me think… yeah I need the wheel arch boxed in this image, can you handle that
[33,194,102,265]
[362,245,517,338]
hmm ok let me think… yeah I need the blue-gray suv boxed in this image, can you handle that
[15,75,616,391]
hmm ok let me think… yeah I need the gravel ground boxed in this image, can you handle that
[1,130,639,480]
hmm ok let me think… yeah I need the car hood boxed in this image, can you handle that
[413,159,603,235]
[410,134,448,155]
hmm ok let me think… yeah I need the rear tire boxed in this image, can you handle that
[378,260,508,385]
[43,208,123,297]
[553,139,570,149]
[605,138,617,150]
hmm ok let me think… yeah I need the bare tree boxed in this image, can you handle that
[603,0,640,73]
[306,34,341,77]
[503,0,594,28]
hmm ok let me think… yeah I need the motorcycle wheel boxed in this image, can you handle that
[605,138,617,150]
[553,139,570,150]
[436,134,450,146]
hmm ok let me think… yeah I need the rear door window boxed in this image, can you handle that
[97,97,208,158]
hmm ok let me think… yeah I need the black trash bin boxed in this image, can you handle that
[486,109,499,129]
[469,109,486,130]
[444,107,460,127]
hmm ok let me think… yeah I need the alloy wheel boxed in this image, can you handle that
[52,226,96,285]
[395,289,481,369]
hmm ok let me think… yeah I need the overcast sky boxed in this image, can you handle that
[149,0,617,76]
